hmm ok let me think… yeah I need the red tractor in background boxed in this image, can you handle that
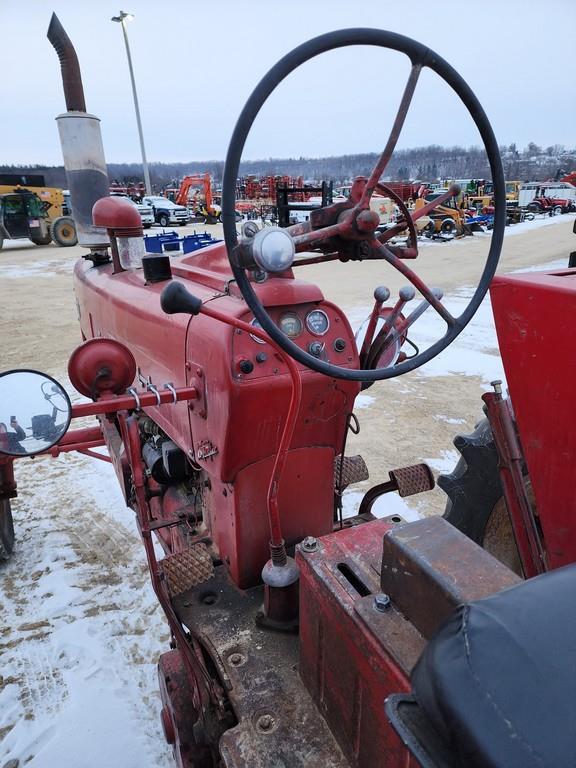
[1,17,575,768]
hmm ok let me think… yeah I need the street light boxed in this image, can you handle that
[111,10,151,195]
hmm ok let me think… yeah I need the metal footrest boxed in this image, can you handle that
[161,543,214,597]
[334,454,369,491]
[389,464,434,497]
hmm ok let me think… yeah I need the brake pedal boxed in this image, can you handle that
[389,463,435,497]
[358,463,434,518]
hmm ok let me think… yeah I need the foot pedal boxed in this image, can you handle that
[161,543,214,597]
[334,454,369,491]
[389,464,434,497]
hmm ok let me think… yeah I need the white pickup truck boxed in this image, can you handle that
[110,193,154,228]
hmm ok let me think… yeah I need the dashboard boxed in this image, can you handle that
[231,302,358,379]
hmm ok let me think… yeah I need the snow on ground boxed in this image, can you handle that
[0,455,172,767]
[417,210,575,249]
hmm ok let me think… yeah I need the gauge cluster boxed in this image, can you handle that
[233,303,357,379]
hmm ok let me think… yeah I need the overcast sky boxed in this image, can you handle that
[1,0,574,167]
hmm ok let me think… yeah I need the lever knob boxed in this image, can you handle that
[160,281,203,316]
[399,285,416,302]
[373,286,390,303]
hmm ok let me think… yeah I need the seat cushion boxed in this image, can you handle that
[411,564,576,768]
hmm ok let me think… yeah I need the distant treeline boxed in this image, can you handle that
[2,143,574,191]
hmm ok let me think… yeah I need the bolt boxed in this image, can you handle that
[301,536,318,553]
[196,368,203,378]
[228,653,243,666]
[373,593,391,612]
[491,379,503,396]
[257,714,275,732]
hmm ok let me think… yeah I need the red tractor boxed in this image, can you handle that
[527,192,575,215]
[1,17,574,768]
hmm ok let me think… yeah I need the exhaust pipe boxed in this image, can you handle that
[47,13,86,112]
[48,13,110,253]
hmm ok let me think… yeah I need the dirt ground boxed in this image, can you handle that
[1,216,574,516]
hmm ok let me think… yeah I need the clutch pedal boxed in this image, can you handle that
[334,454,369,491]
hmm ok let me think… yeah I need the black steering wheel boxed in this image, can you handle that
[41,379,69,412]
[221,29,505,382]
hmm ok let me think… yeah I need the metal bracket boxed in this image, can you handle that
[187,361,207,419]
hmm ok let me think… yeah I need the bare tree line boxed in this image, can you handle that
[2,143,574,191]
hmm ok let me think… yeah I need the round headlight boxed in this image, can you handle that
[251,227,295,273]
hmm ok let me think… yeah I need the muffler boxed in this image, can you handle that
[48,13,110,253]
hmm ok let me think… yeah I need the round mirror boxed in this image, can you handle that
[0,370,72,456]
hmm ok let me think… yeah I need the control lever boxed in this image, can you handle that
[359,286,390,364]
[160,281,202,316]
[380,285,416,339]
[378,287,444,356]
[363,285,415,369]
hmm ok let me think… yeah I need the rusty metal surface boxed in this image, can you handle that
[47,13,87,112]
[353,596,426,677]
[381,516,521,639]
[173,567,349,768]
[158,650,212,768]
[298,518,421,767]
[389,463,434,497]
[161,543,214,597]
[483,389,546,577]
[334,454,369,490]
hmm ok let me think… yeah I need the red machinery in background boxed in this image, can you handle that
[1,19,575,768]
[237,174,306,202]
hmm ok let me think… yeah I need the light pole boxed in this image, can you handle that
[111,10,151,195]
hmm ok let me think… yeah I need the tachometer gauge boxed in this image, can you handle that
[305,309,330,336]
[278,312,303,339]
[249,318,266,344]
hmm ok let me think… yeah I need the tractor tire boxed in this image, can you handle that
[51,216,78,247]
[31,232,53,246]
[159,214,170,228]
[527,202,541,214]
[553,206,562,216]
[440,218,455,234]
[0,498,15,559]
[438,417,523,575]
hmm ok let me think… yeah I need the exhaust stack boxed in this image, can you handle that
[48,13,110,253]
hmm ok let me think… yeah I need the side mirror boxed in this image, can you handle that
[0,370,72,456]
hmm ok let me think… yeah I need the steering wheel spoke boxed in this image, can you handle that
[371,240,455,326]
[359,63,423,207]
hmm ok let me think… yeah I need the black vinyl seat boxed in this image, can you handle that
[387,564,576,768]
